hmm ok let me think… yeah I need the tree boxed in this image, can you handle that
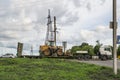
[117,45,120,56]
[88,45,94,55]
[71,42,94,55]
[81,42,89,47]
[94,40,102,55]
[71,46,80,54]
[94,45,100,55]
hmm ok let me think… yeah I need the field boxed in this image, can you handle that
[0,58,120,80]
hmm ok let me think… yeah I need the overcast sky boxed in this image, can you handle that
[0,0,120,50]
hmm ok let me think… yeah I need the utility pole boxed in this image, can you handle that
[112,0,117,75]
[54,16,57,46]
[31,45,33,56]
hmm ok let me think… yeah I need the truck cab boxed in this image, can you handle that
[99,46,112,60]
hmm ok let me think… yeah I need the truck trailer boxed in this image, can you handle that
[73,45,112,60]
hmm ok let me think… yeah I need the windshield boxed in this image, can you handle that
[104,48,111,51]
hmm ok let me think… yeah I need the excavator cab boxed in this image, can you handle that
[48,41,55,47]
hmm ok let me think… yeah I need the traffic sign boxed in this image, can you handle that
[117,35,120,44]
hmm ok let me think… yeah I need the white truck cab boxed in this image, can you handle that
[99,45,112,60]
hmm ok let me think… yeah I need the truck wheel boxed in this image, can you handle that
[78,56,81,60]
[101,55,107,60]
[84,55,90,60]
[57,49,63,56]
[78,55,84,60]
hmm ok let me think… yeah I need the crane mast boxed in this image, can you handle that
[45,9,55,46]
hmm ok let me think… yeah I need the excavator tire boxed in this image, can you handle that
[44,49,51,56]
[57,48,63,56]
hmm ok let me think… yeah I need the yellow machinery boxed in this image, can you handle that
[40,45,63,57]
[39,10,63,57]
[40,45,50,56]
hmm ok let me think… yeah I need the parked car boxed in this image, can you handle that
[1,53,16,58]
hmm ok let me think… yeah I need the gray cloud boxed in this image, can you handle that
[0,0,119,50]
[72,0,106,11]
[100,0,106,5]
[0,35,14,41]
[86,2,91,11]
[0,42,4,47]
[71,0,82,7]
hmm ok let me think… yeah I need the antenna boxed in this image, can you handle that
[31,45,33,56]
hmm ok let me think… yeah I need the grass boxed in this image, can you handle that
[0,58,120,80]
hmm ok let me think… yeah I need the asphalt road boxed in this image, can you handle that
[72,59,120,69]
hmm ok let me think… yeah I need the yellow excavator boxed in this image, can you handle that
[39,10,63,57]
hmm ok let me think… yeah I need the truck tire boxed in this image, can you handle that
[101,55,107,60]
[84,55,91,60]
[78,55,84,60]
[57,49,63,56]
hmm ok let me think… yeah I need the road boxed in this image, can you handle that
[71,59,120,69]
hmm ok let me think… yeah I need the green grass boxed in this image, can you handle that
[0,58,120,80]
